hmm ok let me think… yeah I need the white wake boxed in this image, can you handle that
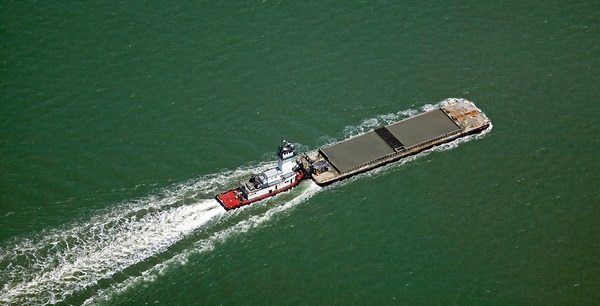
[0,98,492,306]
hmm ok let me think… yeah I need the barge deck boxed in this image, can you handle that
[298,98,490,186]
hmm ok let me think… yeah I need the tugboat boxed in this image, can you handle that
[216,141,305,210]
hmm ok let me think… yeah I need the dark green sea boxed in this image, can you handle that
[1,1,599,305]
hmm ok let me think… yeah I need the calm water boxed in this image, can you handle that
[1,1,599,305]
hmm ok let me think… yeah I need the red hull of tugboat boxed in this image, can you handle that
[216,171,305,211]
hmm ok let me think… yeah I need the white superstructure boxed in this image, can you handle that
[239,141,299,200]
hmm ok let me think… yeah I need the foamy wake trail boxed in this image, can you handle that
[0,199,224,305]
[0,161,275,305]
[83,181,323,305]
[0,98,491,305]
[0,160,315,306]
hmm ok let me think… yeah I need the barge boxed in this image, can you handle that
[216,98,490,210]
[299,98,490,186]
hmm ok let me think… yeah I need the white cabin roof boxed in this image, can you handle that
[263,168,280,179]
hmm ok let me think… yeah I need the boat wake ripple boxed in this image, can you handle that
[0,199,223,305]
[84,181,322,305]
[0,98,491,305]
[0,160,321,306]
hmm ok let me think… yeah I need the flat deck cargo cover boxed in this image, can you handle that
[320,108,461,173]
[386,108,460,147]
[320,131,394,173]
